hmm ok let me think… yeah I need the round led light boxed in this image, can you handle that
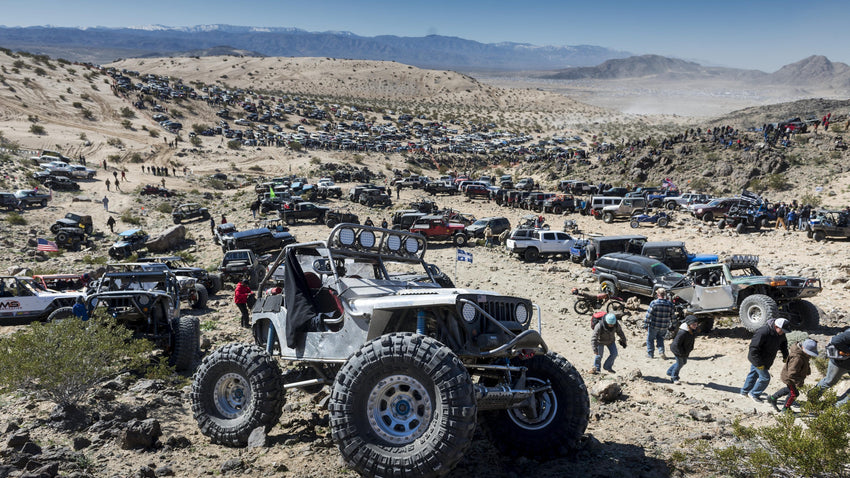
[404,237,419,254]
[137,295,151,306]
[515,303,530,325]
[90,297,99,307]
[338,228,356,246]
[462,303,477,322]
[358,230,376,249]
[386,235,402,251]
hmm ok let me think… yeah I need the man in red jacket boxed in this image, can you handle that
[234,279,253,328]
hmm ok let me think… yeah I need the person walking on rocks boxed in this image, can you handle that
[113,170,119,184]
[484,225,494,247]
[813,328,850,402]
[667,315,699,384]
[106,216,116,233]
[591,312,627,374]
[740,318,790,402]
[768,339,818,412]
[234,279,253,328]
[364,217,374,227]
[121,170,126,182]
[644,288,674,359]
[250,199,260,219]
[102,195,109,212]
[105,178,111,192]
[209,216,215,235]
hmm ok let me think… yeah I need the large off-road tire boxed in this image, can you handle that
[326,218,338,228]
[56,231,69,243]
[452,233,468,247]
[630,219,640,229]
[208,274,223,294]
[553,206,564,214]
[649,199,662,208]
[50,223,61,233]
[736,222,746,234]
[697,317,715,334]
[524,247,540,262]
[573,299,592,315]
[170,316,200,372]
[739,294,778,332]
[603,212,614,223]
[329,333,476,478]
[108,247,123,260]
[806,229,813,239]
[601,280,617,295]
[285,216,296,226]
[762,218,771,228]
[480,353,589,459]
[666,201,677,210]
[46,306,74,322]
[173,217,181,224]
[192,284,209,309]
[788,299,819,330]
[813,230,826,242]
[717,219,726,230]
[191,343,285,447]
[40,200,47,207]
[657,217,669,227]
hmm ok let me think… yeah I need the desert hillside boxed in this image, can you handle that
[1,48,850,478]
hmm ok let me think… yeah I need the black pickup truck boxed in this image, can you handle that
[14,189,52,208]
[278,202,329,225]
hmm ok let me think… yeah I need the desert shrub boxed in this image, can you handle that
[72,101,83,108]
[121,119,132,129]
[149,129,159,138]
[191,124,209,134]
[81,109,94,120]
[800,193,823,208]
[227,140,241,150]
[120,210,142,225]
[766,173,790,191]
[710,391,850,478]
[288,141,302,151]
[82,255,107,265]
[155,202,173,214]
[200,320,217,332]
[310,157,321,165]
[119,106,135,119]
[174,250,197,263]
[0,314,153,406]
[4,212,26,225]
[190,136,202,147]
[208,179,226,190]
[129,153,144,163]
[107,137,124,148]
[248,165,263,172]
[29,124,45,135]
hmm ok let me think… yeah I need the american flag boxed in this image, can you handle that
[37,238,59,252]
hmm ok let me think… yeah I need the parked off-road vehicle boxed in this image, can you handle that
[213,223,238,246]
[218,249,268,288]
[324,209,359,228]
[140,184,173,197]
[138,255,223,295]
[358,188,392,207]
[717,204,772,233]
[542,194,577,214]
[423,180,459,196]
[0,192,23,211]
[807,210,850,242]
[54,227,94,251]
[51,212,93,234]
[409,215,470,246]
[107,263,208,309]
[278,201,329,225]
[60,270,199,371]
[671,255,822,332]
[191,224,589,477]
[601,197,647,223]
[43,176,80,192]
[220,227,295,254]
[0,275,79,323]
[172,203,210,224]
[108,229,149,259]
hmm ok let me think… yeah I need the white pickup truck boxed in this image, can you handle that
[506,228,577,262]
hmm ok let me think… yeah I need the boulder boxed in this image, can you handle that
[121,419,162,450]
[145,225,186,253]
[591,382,621,403]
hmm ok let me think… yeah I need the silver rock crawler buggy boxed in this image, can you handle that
[190,224,589,478]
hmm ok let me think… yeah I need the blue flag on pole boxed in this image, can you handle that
[456,249,473,263]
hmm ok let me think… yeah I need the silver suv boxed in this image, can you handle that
[602,197,647,223]
[191,225,589,477]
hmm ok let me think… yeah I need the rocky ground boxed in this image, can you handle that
[2,170,849,477]
[1,51,850,478]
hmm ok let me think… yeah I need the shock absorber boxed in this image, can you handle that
[417,310,426,335]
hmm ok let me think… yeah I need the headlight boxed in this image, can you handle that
[404,237,419,254]
[137,295,151,306]
[462,303,477,322]
[515,303,530,325]
[338,228,356,246]
[358,230,376,249]
[386,234,402,251]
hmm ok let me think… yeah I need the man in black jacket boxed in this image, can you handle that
[814,328,850,403]
[740,318,790,402]
[667,315,699,384]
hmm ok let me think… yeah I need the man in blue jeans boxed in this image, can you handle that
[590,313,628,374]
[644,287,674,359]
[813,328,850,404]
[740,317,790,402]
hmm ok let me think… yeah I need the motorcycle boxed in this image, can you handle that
[571,285,626,315]
[630,210,671,228]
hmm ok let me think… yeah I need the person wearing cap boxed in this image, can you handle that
[590,312,628,374]
[740,318,791,402]
[643,287,675,359]
[768,339,818,412]
[813,328,850,403]
[667,315,699,384]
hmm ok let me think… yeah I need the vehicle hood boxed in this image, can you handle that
[340,280,502,316]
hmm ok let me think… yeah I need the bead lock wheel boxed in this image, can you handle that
[507,377,556,431]
[366,374,432,444]
[213,372,251,419]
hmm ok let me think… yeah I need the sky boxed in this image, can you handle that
[2,0,848,71]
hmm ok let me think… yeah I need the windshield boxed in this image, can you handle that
[471,219,487,227]
[650,262,676,277]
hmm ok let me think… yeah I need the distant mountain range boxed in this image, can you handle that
[540,54,850,88]
[0,24,630,70]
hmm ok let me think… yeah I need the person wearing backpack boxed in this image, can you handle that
[667,316,699,385]
[590,313,627,375]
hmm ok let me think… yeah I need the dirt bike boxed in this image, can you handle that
[571,285,626,315]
